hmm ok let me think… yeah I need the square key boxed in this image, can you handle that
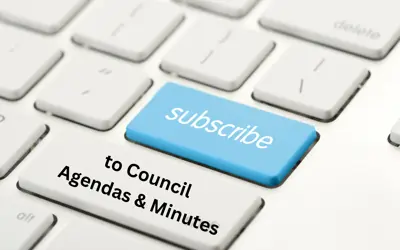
[161,19,274,91]
[73,0,184,62]
[36,52,151,130]
[254,46,369,121]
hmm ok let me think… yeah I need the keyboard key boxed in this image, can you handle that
[45,221,179,250]
[126,83,317,187]
[73,0,184,62]
[0,110,46,179]
[174,0,258,18]
[35,52,151,130]
[18,132,263,250]
[259,0,400,59]
[0,24,62,100]
[161,20,274,91]
[0,199,55,250]
[253,46,369,121]
[389,119,400,145]
[0,0,88,34]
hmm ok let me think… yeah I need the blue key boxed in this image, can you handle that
[126,83,317,187]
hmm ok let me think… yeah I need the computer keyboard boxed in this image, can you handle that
[2,0,400,250]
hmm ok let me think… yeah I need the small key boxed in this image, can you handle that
[0,24,62,100]
[161,19,274,91]
[45,221,179,250]
[73,0,184,62]
[0,199,54,250]
[35,51,151,130]
[19,132,263,250]
[389,119,400,145]
[0,110,46,179]
[174,0,258,18]
[259,0,400,59]
[253,46,369,121]
[0,0,88,34]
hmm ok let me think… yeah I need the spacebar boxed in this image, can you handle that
[18,132,263,250]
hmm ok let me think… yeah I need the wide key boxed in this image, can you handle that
[19,132,263,250]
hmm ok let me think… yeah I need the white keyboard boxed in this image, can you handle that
[2,0,400,250]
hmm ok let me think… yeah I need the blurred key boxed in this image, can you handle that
[73,0,184,62]
[0,199,54,250]
[0,24,62,100]
[0,110,46,179]
[260,0,400,59]
[0,0,88,34]
[175,0,258,17]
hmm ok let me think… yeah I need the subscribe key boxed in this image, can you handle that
[126,83,318,187]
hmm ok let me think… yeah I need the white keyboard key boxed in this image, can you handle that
[161,20,274,91]
[45,221,179,250]
[35,52,151,131]
[389,119,400,145]
[0,0,88,34]
[175,0,258,18]
[0,110,46,179]
[253,47,369,121]
[0,199,54,250]
[73,0,184,62]
[259,0,400,59]
[19,132,263,250]
[0,25,62,100]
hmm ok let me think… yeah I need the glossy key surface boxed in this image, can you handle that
[126,83,317,187]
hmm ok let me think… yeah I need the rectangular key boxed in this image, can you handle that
[126,83,317,187]
[18,133,263,250]
[174,0,258,18]
[45,221,179,250]
[161,20,274,91]
[0,24,62,100]
[259,0,400,59]
[254,46,369,121]
[73,0,184,62]
[0,110,46,179]
[0,0,88,34]
[35,51,151,131]
[0,199,55,250]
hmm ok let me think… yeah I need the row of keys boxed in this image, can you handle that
[0,23,368,128]
[0,0,258,36]
[1,0,400,59]
[2,87,315,249]
[34,50,367,130]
